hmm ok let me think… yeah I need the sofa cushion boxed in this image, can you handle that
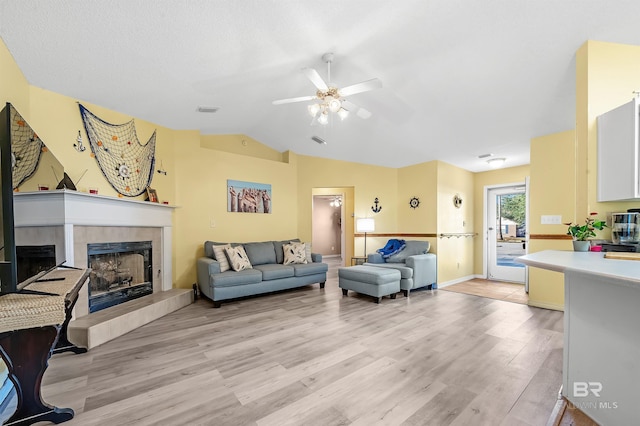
[212,244,231,272]
[211,269,263,288]
[225,245,252,271]
[364,262,413,278]
[292,261,329,277]
[274,239,300,264]
[386,241,430,263]
[253,264,295,281]
[283,242,307,265]
[244,242,276,266]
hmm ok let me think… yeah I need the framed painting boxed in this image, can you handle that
[227,180,271,213]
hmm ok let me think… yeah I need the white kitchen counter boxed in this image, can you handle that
[517,250,640,425]
[517,249,640,283]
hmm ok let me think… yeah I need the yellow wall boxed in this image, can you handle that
[0,39,29,115]
[436,161,475,283]
[397,161,438,234]
[201,134,285,163]
[472,165,530,276]
[527,130,575,310]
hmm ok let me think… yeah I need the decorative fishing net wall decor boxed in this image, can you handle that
[10,104,45,189]
[79,104,156,196]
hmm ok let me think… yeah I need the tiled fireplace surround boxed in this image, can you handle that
[14,190,192,348]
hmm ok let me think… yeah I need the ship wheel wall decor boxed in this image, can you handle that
[79,104,156,196]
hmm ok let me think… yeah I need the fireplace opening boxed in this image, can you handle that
[16,245,56,283]
[87,241,152,313]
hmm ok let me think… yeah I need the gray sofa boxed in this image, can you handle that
[197,239,328,308]
[364,240,437,296]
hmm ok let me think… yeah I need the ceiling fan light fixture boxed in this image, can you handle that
[307,103,320,117]
[272,52,381,127]
[327,96,341,113]
[337,108,349,120]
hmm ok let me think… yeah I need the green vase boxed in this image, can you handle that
[572,240,591,252]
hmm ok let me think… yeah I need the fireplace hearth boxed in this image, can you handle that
[88,241,152,313]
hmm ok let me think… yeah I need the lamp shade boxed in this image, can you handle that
[356,217,375,233]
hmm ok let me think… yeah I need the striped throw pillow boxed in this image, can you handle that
[212,244,231,272]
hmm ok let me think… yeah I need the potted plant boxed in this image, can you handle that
[565,213,607,251]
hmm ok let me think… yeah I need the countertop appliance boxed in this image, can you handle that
[602,211,640,252]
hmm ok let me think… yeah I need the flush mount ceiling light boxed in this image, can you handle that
[273,52,381,126]
[196,106,220,113]
[487,157,506,168]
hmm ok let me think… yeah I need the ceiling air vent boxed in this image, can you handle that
[311,136,326,145]
[196,106,220,113]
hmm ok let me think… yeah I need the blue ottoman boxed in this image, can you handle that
[338,265,401,303]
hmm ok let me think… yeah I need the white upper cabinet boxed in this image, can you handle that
[597,97,640,201]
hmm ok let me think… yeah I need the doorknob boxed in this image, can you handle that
[488,227,494,231]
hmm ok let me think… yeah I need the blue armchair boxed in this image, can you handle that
[364,240,437,296]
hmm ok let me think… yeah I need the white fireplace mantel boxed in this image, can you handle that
[14,190,175,292]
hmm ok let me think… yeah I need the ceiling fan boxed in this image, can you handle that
[272,52,382,125]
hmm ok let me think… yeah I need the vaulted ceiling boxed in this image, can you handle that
[2,1,640,172]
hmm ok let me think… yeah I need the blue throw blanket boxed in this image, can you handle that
[376,239,406,259]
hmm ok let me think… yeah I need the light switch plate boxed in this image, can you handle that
[541,215,562,225]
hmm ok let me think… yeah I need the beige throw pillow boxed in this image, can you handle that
[283,242,308,265]
[212,244,231,272]
[225,245,252,271]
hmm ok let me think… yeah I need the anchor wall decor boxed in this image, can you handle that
[371,197,382,213]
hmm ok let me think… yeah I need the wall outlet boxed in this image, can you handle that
[541,215,562,225]
[210,219,216,228]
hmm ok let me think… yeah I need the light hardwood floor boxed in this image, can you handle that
[36,259,565,425]
[441,279,529,305]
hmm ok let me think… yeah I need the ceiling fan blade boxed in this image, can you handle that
[272,95,317,105]
[342,100,373,119]
[339,78,383,97]
[302,67,328,91]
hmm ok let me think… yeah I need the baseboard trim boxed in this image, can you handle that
[437,275,477,288]
[527,299,564,312]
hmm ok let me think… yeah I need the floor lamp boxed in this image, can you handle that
[356,218,375,257]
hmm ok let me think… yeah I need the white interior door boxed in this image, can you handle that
[487,185,527,283]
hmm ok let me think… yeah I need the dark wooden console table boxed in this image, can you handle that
[0,268,89,426]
